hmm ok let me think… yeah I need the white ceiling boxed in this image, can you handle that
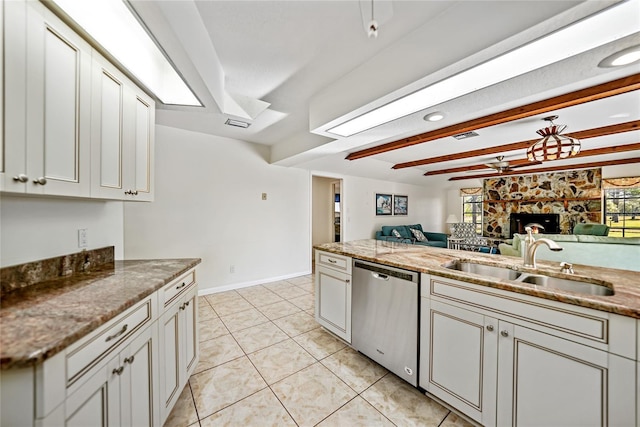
[129,0,640,186]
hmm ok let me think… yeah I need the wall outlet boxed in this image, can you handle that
[230,265,235,273]
[78,229,88,248]
[262,193,267,200]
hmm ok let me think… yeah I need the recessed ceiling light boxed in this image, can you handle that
[598,45,640,68]
[424,112,445,122]
[326,0,640,137]
[225,118,251,128]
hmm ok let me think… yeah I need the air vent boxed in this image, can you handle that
[453,131,479,140]
[225,118,251,128]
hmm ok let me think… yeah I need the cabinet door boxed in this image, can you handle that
[497,323,636,427]
[25,2,91,197]
[420,299,497,426]
[181,286,199,377]
[315,265,351,342]
[119,325,159,427]
[90,54,126,199]
[2,0,28,192]
[126,89,155,201]
[65,355,120,427]
[159,300,181,423]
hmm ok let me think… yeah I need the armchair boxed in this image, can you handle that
[449,223,489,251]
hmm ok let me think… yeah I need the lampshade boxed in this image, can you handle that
[446,214,459,224]
[527,116,581,162]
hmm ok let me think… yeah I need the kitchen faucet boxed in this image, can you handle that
[523,226,563,269]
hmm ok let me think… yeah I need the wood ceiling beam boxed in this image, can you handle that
[448,157,640,181]
[424,142,640,176]
[345,74,640,161]
[396,120,639,170]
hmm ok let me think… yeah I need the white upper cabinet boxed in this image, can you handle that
[25,1,92,197]
[90,53,155,201]
[2,0,155,201]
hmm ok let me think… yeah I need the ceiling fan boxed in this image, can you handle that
[481,156,542,173]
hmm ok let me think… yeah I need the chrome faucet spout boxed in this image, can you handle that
[524,237,563,269]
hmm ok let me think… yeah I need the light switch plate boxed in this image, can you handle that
[78,229,88,248]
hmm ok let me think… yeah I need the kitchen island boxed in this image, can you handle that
[0,247,201,426]
[314,239,639,427]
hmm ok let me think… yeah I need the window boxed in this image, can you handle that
[461,188,482,235]
[604,187,640,237]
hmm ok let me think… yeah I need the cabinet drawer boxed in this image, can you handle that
[66,296,153,386]
[163,270,196,308]
[316,251,351,274]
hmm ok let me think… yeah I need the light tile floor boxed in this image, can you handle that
[164,274,473,427]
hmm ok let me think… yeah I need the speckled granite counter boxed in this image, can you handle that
[315,239,640,319]
[0,253,201,370]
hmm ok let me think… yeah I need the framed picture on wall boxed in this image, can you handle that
[394,195,408,215]
[375,193,392,215]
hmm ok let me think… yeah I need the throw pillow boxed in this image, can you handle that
[410,228,428,242]
[391,229,402,238]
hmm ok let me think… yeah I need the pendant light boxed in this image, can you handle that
[527,115,581,162]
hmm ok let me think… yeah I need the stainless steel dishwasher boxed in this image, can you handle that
[352,259,419,386]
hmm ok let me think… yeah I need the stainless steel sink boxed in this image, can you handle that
[516,274,614,296]
[444,260,614,296]
[444,261,521,280]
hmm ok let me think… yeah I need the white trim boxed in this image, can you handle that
[198,270,313,295]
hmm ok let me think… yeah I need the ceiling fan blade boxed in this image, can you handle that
[509,161,543,169]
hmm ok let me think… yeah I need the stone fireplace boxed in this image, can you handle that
[483,168,602,238]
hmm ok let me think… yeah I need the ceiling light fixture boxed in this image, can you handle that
[225,118,251,129]
[598,44,640,68]
[367,0,378,38]
[527,115,580,162]
[327,0,640,137]
[51,0,201,106]
[423,111,445,122]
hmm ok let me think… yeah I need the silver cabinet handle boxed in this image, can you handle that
[486,325,494,332]
[112,366,124,376]
[13,174,28,182]
[124,356,135,364]
[33,177,47,185]
[105,324,128,342]
[124,190,139,195]
[500,330,509,337]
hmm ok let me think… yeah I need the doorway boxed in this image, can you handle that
[312,176,343,261]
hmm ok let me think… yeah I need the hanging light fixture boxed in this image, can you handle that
[527,115,581,162]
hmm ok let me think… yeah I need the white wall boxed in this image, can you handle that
[0,195,124,267]
[123,125,311,292]
[341,175,447,240]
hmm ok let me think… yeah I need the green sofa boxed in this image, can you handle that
[375,224,448,248]
[498,233,640,272]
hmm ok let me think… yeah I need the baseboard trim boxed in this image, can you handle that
[198,270,313,296]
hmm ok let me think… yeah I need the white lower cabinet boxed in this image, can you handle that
[159,284,199,424]
[0,267,198,427]
[421,299,497,426]
[420,274,637,427]
[315,250,352,343]
[64,325,158,427]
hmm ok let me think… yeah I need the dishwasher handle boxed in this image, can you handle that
[371,272,389,281]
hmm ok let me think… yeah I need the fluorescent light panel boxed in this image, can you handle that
[328,0,640,137]
[53,0,201,106]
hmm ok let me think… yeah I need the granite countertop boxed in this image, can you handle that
[0,258,201,370]
[315,239,640,319]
